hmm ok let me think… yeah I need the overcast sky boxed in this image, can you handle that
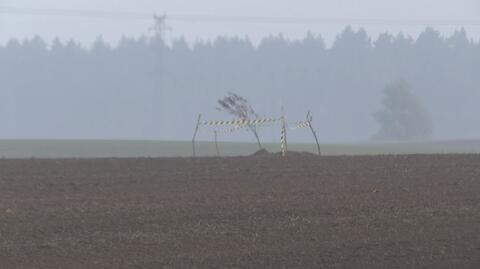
[1,0,480,46]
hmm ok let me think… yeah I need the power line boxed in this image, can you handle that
[170,15,480,26]
[1,6,480,27]
[0,7,151,20]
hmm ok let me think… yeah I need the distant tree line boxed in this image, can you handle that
[0,27,478,141]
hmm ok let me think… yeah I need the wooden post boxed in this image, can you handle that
[307,111,321,156]
[281,107,287,157]
[192,114,202,157]
[214,130,220,156]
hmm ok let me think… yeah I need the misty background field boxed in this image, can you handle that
[1,27,479,143]
[0,140,479,158]
[1,1,480,158]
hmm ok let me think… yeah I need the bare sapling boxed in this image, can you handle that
[217,92,263,150]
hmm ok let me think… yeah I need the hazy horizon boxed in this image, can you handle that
[2,0,479,46]
[1,0,480,143]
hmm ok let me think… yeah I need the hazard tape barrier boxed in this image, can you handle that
[196,116,288,157]
[289,121,311,130]
[201,118,279,126]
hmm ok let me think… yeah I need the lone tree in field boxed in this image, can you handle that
[372,80,433,141]
[217,92,263,149]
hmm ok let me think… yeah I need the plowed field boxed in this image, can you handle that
[0,154,479,268]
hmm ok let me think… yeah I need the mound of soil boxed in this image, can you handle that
[252,148,271,156]
[252,149,317,158]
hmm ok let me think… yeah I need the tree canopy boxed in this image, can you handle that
[0,27,478,141]
[372,80,433,141]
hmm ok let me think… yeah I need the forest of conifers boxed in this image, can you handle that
[0,27,479,142]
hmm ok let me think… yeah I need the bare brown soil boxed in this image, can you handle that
[0,154,479,268]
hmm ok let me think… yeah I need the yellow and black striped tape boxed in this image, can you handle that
[201,118,279,126]
[280,117,287,157]
[289,121,311,130]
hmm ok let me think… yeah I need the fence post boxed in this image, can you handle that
[307,111,321,156]
[281,109,287,157]
[214,130,220,156]
[192,114,202,157]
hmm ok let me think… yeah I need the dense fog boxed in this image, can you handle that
[1,27,479,142]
